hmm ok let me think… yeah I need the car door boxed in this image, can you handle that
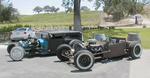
[48,33,65,52]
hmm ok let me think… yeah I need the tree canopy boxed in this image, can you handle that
[43,5,51,13]
[81,6,90,12]
[34,6,60,14]
[0,0,19,23]
[33,6,43,14]
[94,0,150,21]
[62,0,74,13]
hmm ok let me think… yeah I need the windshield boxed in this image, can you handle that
[16,28,26,31]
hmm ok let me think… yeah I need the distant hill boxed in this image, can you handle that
[19,11,101,26]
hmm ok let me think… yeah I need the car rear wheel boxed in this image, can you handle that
[9,46,25,61]
[7,44,15,54]
[74,50,94,71]
[56,44,72,61]
[129,43,142,59]
[69,39,83,46]
[69,39,84,51]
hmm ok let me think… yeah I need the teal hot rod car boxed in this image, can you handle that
[7,30,83,61]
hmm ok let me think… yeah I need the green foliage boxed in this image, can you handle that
[1,6,12,22]
[35,5,60,14]
[94,0,101,10]
[0,24,31,32]
[43,5,51,13]
[62,0,74,13]
[94,0,149,21]
[50,6,60,13]
[0,3,19,23]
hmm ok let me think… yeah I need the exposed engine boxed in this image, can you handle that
[87,45,103,53]
[86,39,104,53]
[18,38,40,48]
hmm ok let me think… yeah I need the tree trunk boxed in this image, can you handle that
[0,0,1,5]
[74,0,82,32]
[0,0,1,11]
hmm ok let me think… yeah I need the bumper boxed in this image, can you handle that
[10,35,29,40]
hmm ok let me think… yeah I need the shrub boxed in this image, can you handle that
[0,24,31,32]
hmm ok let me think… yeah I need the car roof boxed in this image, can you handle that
[40,30,82,34]
[16,27,31,30]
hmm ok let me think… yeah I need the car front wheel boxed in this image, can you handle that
[74,50,94,71]
[9,46,25,61]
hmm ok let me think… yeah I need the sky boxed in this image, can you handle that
[6,0,102,15]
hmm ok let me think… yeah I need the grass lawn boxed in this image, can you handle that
[19,11,100,26]
[0,11,100,27]
[83,28,150,49]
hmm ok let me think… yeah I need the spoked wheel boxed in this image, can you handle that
[56,44,72,61]
[74,50,94,71]
[129,43,142,59]
[9,46,25,61]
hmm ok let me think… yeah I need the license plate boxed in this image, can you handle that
[16,32,20,35]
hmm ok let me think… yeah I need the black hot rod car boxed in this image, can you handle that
[7,30,83,61]
[56,33,142,71]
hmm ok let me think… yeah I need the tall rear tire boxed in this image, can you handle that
[9,46,25,61]
[74,50,94,71]
[129,43,142,59]
[69,39,84,51]
[7,44,15,54]
[69,39,83,47]
[56,44,72,61]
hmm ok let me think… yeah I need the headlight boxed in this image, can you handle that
[18,41,25,46]
[18,41,23,45]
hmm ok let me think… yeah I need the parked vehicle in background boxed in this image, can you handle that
[10,28,36,41]
[95,34,107,41]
